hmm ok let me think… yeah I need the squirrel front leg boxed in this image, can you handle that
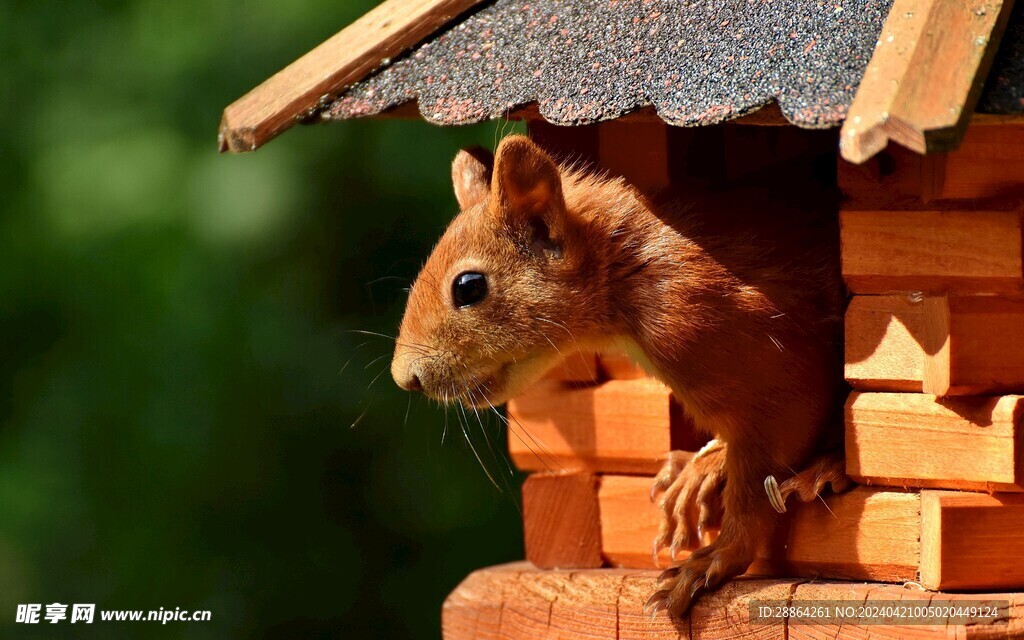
[646,437,783,617]
[651,439,726,558]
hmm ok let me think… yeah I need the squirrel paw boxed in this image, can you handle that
[765,451,852,514]
[650,439,726,561]
[644,538,752,618]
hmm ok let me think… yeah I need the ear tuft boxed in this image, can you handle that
[493,136,563,215]
[451,147,493,210]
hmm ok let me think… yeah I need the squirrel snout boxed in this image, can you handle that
[398,373,422,392]
[391,353,424,393]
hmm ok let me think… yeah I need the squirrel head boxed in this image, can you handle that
[390,135,607,407]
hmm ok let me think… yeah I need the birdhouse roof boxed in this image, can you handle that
[220,0,1024,161]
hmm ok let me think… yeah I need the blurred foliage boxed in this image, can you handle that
[1,1,525,637]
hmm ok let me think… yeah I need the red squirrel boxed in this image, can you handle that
[390,135,846,615]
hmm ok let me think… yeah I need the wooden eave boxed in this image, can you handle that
[220,0,1018,163]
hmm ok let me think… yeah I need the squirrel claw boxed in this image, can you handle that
[764,453,852,512]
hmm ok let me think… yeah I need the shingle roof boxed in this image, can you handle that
[979,2,1024,115]
[325,0,1024,129]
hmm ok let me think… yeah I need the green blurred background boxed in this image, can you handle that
[1,1,525,637]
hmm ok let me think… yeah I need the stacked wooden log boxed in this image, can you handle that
[442,122,1024,639]
[501,122,1024,590]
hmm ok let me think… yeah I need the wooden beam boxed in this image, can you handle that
[839,122,1024,209]
[218,0,487,153]
[442,563,1024,639]
[935,122,1024,200]
[789,581,1021,638]
[923,295,1024,395]
[527,119,600,168]
[506,379,703,475]
[845,294,927,392]
[839,0,1015,163]
[597,119,671,192]
[597,474,680,569]
[840,210,1024,295]
[921,491,1024,590]
[846,392,1024,491]
[597,476,921,583]
[521,472,603,570]
[758,487,921,583]
[845,294,1024,395]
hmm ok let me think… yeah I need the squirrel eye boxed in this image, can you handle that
[452,272,488,308]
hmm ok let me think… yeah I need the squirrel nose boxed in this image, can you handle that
[394,364,424,392]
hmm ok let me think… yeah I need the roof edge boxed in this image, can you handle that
[218,0,489,153]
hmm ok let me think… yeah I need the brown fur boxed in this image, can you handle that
[391,135,844,615]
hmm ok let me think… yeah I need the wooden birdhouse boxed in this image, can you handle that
[222,0,1024,637]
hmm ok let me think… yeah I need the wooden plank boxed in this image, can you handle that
[522,472,603,570]
[597,352,650,380]
[846,392,1024,491]
[598,119,671,192]
[840,210,1024,294]
[527,119,601,168]
[845,294,927,391]
[548,570,629,639]
[545,351,599,384]
[759,486,921,583]
[441,563,517,640]
[506,379,701,475]
[922,296,1024,395]
[443,564,1024,640]
[937,123,1024,200]
[838,144,941,208]
[598,476,920,583]
[597,475,680,569]
[840,123,1024,209]
[219,0,487,153]
[921,491,1024,590]
[845,295,1024,395]
[788,582,1019,640]
[839,0,1015,163]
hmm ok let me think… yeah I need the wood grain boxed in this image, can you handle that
[922,295,1024,395]
[521,472,603,570]
[759,486,921,583]
[598,476,921,583]
[443,563,1024,639]
[506,379,701,475]
[921,491,1024,590]
[839,0,1015,163]
[840,123,1024,210]
[840,210,1024,294]
[936,122,1024,200]
[219,0,487,153]
[597,475,681,569]
[845,294,927,391]
[527,119,601,168]
[598,119,671,192]
[845,295,1024,395]
[846,392,1024,491]
[838,143,941,208]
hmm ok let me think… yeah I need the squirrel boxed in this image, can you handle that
[390,134,847,616]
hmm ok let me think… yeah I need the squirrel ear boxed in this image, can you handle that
[452,147,493,210]
[492,136,563,217]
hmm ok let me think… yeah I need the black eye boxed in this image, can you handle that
[452,272,488,308]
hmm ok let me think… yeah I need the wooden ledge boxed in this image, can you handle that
[443,563,1024,639]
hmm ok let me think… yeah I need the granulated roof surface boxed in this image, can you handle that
[325,0,893,128]
[978,2,1024,115]
[324,0,1024,128]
